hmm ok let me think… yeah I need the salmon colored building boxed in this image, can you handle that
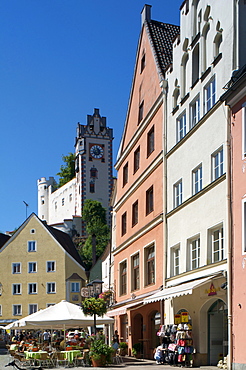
[221,65,246,370]
[108,5,179,358]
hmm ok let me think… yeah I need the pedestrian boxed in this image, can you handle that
[112,330,119,343]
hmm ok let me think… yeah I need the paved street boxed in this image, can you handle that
[0,348,219,370]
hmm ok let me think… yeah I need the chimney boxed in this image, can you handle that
[141,4,151,26]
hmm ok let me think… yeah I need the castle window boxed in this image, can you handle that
[62,198,64,206]
[192,43,200,85]
[123,162,128,187]
[90,182,95,193]
[147,126,155,157]
[138,101,144,123]
[90,167,98,178]
[141,53,146,73]
[134,146,140,173]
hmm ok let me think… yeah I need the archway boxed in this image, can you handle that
[132,313,143,348]
[208,299,228,365]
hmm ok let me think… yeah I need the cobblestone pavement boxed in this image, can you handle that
[0,349,218,370]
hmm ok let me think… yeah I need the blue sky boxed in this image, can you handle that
[0,0,181,233]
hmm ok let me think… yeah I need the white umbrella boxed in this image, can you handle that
[24,300,113,329]
[4,309,45,330]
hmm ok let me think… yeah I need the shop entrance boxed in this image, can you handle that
[208,299,228,365]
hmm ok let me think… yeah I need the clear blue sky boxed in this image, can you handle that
[0,0,181,233]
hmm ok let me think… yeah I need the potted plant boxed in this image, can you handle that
[132,342,143,358]
[89,337,114,367]
[81,297,107,316]
[119,341,128,356]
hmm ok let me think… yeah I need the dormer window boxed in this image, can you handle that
[141,53,146,73]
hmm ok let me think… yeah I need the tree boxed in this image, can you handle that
[80,199,110,270]
[56,153,75,187]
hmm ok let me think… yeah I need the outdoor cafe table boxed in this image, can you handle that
[24,350,48,360]
[61,349,81,364]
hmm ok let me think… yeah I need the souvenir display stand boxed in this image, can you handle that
[156,323,195,367]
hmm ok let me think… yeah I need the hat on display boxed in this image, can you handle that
[184,324,189,330]
[171,325,178,333]
[177,323,184,330]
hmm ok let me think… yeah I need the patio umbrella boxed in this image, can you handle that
[23,300,113,329]
[4,309,45,330]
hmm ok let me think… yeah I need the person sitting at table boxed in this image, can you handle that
[18,341,25,353]
[59,338,66,350]
[111,338,119,350]
[78,338,85,348]
[28,340,39,352]
[41,340,50,351]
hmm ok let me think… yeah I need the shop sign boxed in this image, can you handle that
[174,314,181,324]
[206,283,218,296]
[181,312,189,322]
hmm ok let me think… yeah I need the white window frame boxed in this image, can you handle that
[71,282,80,293]
[176,111,187,142]
[242,102,246,158]
[28,262,37,273]
[208,224,224,263]
[0,305,2,316]
[204,76,216,113]
[171,245,180,277]
[28,241,37,252]
[29,304,38,315]
[144,244,155,286]
[188,236,200,270]
[13,304,22,316]
[174,179,183,208]
[28,283,37,294]
[12,284,21,295]
[47,282,56,294]
[12,263,21,274]
[192,165,202,194]
[212,147,223,180]
[47,261,56,272]
[190,95,200,128]
[242,199,246,255]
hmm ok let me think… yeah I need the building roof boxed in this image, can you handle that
[0,233,10,249]
[44,223,85,268]
[145,20,180,75]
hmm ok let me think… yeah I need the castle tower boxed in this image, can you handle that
[37,109,113,237]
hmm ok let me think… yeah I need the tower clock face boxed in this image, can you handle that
[90,144,104,159]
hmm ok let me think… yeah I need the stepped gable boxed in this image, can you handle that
[146,20,180,74]
[45,223,85,268]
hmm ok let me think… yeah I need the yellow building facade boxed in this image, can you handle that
[0,213,86,325]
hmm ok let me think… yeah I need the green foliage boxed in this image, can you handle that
[56,153,75,187]
[119,342,128,349]
[80,199,110,270]
[81,297,107,317]
[132,342,143,353]
[89,337,114,364]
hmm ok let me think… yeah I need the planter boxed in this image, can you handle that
[91,355,106,367]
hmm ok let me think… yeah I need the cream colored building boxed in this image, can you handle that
[0,213,86,325]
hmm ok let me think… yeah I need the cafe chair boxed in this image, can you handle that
[74,351,86,367]
[35,352,50,368]
[56,352,68,367]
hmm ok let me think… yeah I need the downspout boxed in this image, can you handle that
[226,103,232,370]
[160,77,168,325]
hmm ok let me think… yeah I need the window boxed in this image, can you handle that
[0,305,2,316]
[171,245,180,276]
[29,304,38,315]
[174,180,182,208]
[188,237,200,270]
[192,165,202,194]
[242,199,246,254]
[69,194,72,202]
[28,262,37,273]
[121,212,127,236]
[214,31,222,59]
[132,253,140,291]
[147,126,155,156]
[47,261,55,272]
[146,186,154,215]
[90,181,95,193]
[209,226,224,263]
[13,305,21,316]
[141,53,146,73]
[123,162,128,187]
[62,198,64,206]
[190,96,200,128]
[90,167,98,178]
[242,103,246,157]
[138,101,144,123]
[12,284,21,295]
[202,23,210,72]
[204,77,216,113]
[145,245,155,285]
[192,44,200,85]
[177,112,186,142]
[212,147,223,180]
[28,283,37,294]
[47,282,56,294]
[134,146,140,173]
[71,282,80,292]
[181,53,188,98]
[12,263,21,274]
[28,241,36,252]
[120,261,127,295]
[132,200,138,227]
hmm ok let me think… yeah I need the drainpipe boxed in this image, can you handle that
[160,77,168,325]
[226,103,232,370]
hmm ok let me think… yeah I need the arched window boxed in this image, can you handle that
[192,0,200,38]
[202,23,210,73]
[192,43,200,85]
[181,53,189,98]
[90,167,98,179]
[214,22,222,59]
